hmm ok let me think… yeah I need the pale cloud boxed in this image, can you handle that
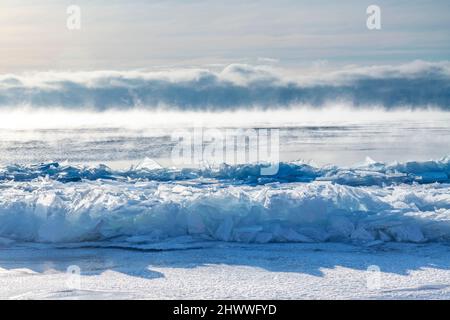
[1,61,449,110]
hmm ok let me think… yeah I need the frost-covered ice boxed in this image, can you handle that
[2,243,450,300]
[1,157,449,185]
[0,159,449,245]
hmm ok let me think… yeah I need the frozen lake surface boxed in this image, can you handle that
[1,243,450,300]
[0,109,449,167]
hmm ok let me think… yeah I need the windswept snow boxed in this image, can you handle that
[1,243,450,300]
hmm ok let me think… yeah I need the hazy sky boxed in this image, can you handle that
[1,0,449,72]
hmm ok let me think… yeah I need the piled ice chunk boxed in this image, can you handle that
[0,157,448,186]
[0,176,449,245]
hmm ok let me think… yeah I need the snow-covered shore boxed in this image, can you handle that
[1,242,450,300]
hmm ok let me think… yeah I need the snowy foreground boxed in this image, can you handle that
[0,158,449,299]
[1,242,450,300]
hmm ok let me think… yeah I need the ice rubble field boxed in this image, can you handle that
[0,158,449,245]
[0,158,450,299]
